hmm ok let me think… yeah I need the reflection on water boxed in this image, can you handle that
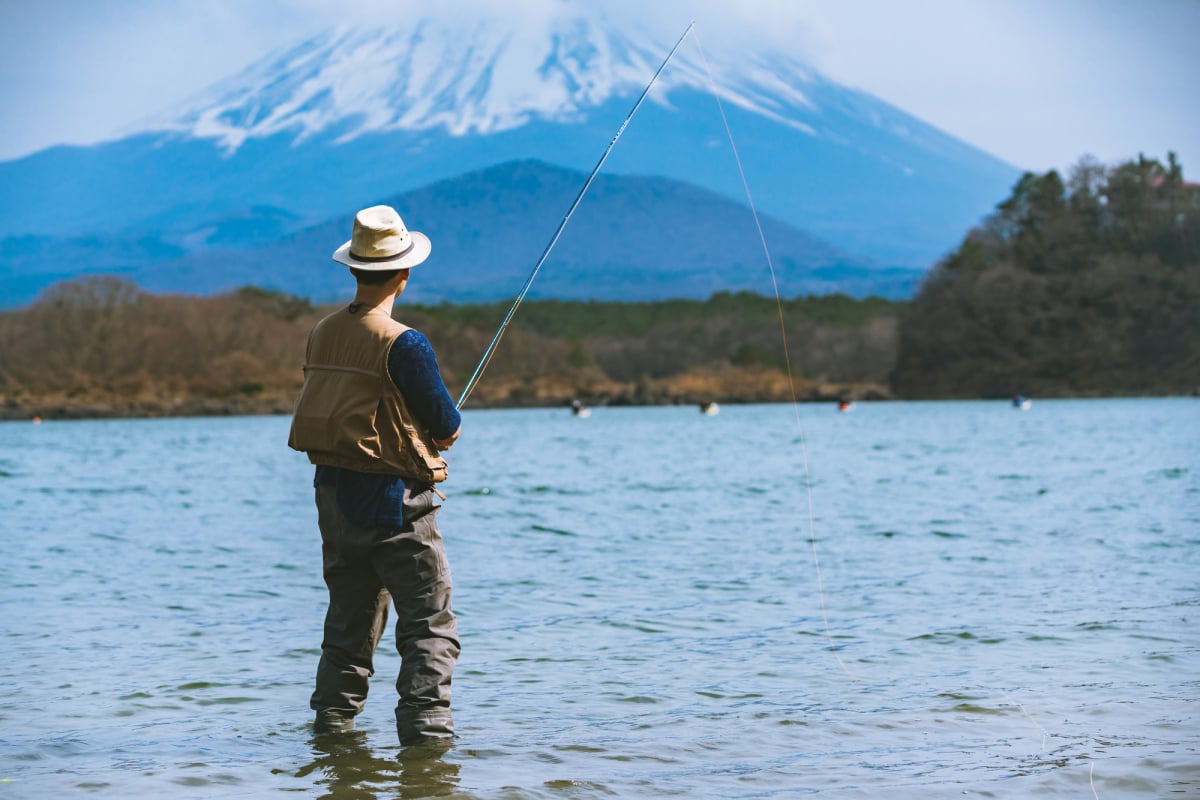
[297,733,461,800]
[0,399,1197,798]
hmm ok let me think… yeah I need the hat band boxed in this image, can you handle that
[349,240,416,263]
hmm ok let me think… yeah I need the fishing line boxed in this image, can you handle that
[686,44,1097,779]
[455,21,696,410]
[690,31,858,680]
[452,20,856,677]
[1004,691,1103,796]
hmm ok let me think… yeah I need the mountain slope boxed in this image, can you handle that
[132,160,920,304]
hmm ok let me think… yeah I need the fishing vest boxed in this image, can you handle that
[288,306,448,484]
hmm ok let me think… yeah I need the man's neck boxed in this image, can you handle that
[351,286,400,317]
[350,271,409,317]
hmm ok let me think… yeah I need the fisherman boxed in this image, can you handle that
[288,205,462,745]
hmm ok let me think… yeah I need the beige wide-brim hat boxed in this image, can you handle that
[331,205,432,270]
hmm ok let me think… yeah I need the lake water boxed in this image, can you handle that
[0,399,1197,798]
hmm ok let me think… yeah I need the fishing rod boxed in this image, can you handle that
[455,21,695,410]
[448,18,858,686]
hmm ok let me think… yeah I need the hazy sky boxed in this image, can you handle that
[0,0,1196,174]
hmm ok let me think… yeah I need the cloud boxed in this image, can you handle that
[0,0,298,158]
[803,0,1200,171]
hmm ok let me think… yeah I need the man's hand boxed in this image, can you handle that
[433,425,461,451]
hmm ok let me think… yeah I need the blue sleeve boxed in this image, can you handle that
[387,330,462,441]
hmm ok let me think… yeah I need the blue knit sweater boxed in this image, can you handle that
[314,329,461,527]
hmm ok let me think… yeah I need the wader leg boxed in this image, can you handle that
[311,485,390,731]
[372,485,460,744]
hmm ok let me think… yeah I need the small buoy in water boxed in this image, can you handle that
[699,401,719,416]
[837,400,854,412]
[31,416,42,424]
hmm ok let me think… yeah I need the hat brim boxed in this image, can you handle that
[331,231,431,270]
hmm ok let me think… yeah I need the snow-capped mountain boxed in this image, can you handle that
[151,16,981,175]
[0,12,1021,306]
[159,21,664,147]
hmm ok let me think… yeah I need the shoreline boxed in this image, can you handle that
[2,380,891,422]
[5,387,1193,422]
[7,381,1198,423]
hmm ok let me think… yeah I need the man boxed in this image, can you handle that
[288,205,462,745]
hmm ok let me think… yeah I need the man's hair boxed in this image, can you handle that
[349,266,406,286]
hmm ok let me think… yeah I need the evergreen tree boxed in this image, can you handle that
[892,153,1200,397]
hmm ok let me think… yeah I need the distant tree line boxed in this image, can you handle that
[0,279,903,418]
[0,279,317,415]
[891,153,1200,397]
[408,291,902,390]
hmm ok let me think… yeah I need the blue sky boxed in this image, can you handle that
[0,0,1196,174]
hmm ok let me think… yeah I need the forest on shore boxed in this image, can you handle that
[0,281,902,419]
[892,153,1199,397]
[1,153,1196,420]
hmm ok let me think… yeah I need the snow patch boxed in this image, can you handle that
[146,15,838,153]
